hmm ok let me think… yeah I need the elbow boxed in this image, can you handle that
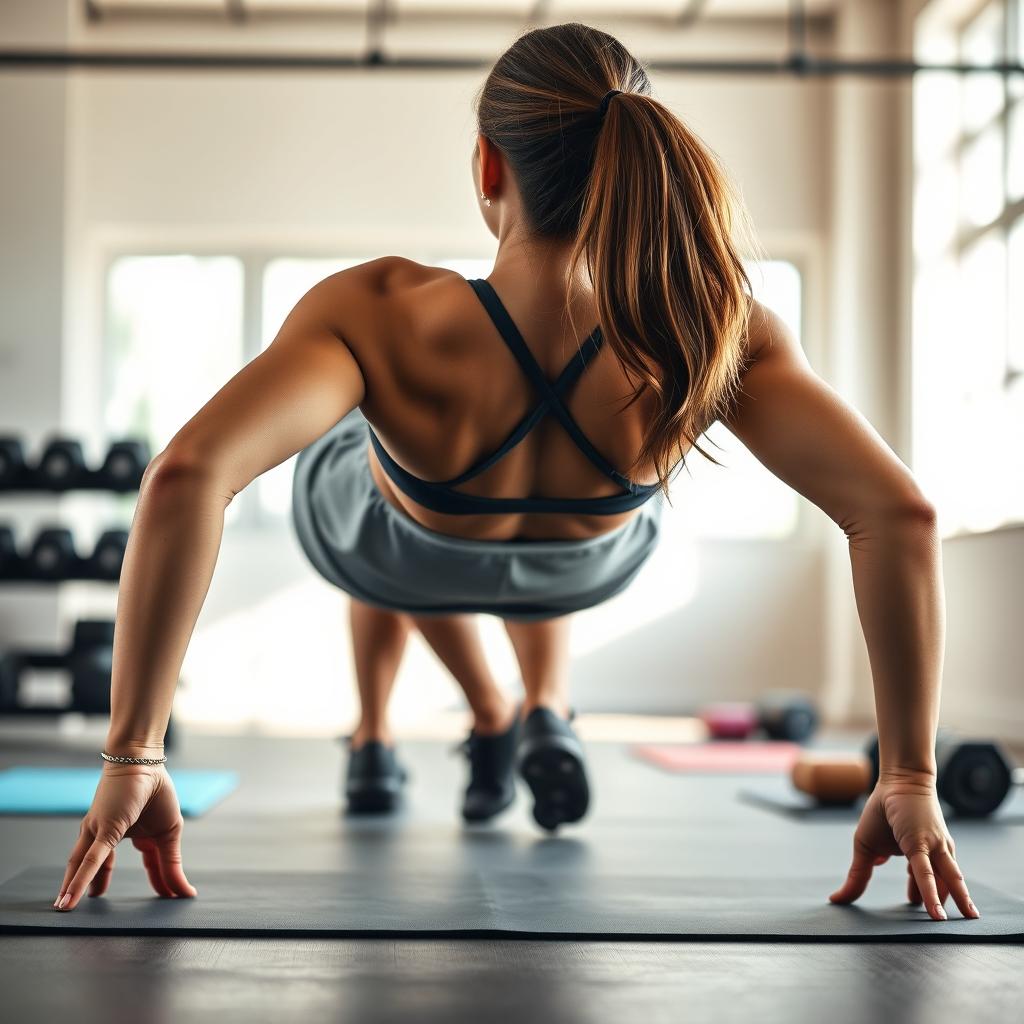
[141,450,236,509]
[841,489,938,541]
[142,447,220,494]
[883,491,938,529]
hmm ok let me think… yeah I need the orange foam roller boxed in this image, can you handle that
[791,753,872,805]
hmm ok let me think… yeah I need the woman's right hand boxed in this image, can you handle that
[54,762,198,911]
[828,772,980,921]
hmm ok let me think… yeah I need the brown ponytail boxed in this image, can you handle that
[475,22,761,496]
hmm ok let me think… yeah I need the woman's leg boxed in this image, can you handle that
[409,613,515,735]
[348,598,413,748]
[503,614,586,831]
[502,615,573,719]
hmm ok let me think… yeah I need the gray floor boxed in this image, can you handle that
[1,728,1022,1023]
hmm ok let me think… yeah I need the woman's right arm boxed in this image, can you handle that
[54,259,395,911]
[722,298,977,921]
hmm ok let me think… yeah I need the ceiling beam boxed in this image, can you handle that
[0,48,1020,76]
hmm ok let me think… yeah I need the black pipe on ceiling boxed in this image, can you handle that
[0,49,1022,76]
[6,0,1023,78]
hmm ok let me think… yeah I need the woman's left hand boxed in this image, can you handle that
[54,762,198,911]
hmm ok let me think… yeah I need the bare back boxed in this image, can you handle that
[337,257,667,542]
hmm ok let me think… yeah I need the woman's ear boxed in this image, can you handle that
[476,133,501,200]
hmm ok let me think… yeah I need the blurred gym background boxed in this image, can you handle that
[0,0,1020,747]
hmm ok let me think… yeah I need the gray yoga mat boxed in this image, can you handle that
[1,865,1021,941]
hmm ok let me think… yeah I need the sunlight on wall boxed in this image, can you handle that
[177,577,522,738]
[567,511,701,658]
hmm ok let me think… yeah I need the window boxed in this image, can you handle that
[104,254,245,525]
[912,0,1024,535]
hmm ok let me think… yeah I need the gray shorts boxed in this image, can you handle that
[289,407,665,621]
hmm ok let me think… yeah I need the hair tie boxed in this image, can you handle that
[597,89,623,120]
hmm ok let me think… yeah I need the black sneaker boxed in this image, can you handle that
[516,707,590,832]
[457,714,519,823]
[344,739,407,814]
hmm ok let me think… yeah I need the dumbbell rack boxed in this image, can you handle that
[0,434,178,749]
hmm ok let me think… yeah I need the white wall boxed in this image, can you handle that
[0,1,70,650]
[940,528,1024,738]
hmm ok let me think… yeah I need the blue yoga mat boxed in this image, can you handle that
[0,767,238,817]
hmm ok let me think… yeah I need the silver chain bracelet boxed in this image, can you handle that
[101,751,167,765]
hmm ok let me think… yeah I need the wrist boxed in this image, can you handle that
[103,738,166,758]
[877,765,937,788]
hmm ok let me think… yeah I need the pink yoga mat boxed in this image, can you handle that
[632,741,802,774]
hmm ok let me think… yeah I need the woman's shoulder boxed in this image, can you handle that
[316,256,463,303]
[309,257,465,342]
[301,258,477,409]
[741,295,796,366]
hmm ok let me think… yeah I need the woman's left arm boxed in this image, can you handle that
[722,299,977,920]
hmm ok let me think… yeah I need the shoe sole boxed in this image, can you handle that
[345,771,407,815]
[516,733,590,832]
[461,787,516,824]
[345,787,401,814]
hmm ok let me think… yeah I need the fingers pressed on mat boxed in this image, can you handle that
[57,837,115,911]
[88,847,116,898]
[135,839,176,897]
[933,847,980,919]
[55,828,91,906]
[907,850,945,920]
[828,842,874,904]
[153,833,198,897]
[907,861,923,906]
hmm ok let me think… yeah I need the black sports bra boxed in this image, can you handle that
[366,277,663,516]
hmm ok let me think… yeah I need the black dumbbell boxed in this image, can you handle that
[71,646,114,713]
[0,437,28,489]
[0,621,179,741]
[66,620,178,744]
[34,438,88,491]
[0,525,22,578]
[27,527,79,581]
[88,529,129,581]
[73,620,116,649]
[0,652,22,710]
[757,691,819,741]
[69,619,116,713]
[865,733,1024,817]
[0,620,116,715]
[98,440,151,491]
